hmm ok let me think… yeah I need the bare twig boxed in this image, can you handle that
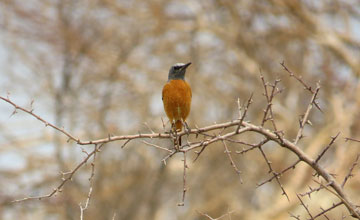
[120,139,132,148]
[293,83,321,145]
[259,146,289,201]
[341,154,360,188]
[345,137,360,143]
[192,127,251,162]
[143,122,155,134]
[13,144,104,202]
[141,140,173,153]
[235,93,253,133]
[281,61,314,93]
[315,132,340,163]
[222,138,254,146]
[79,144,98,220]
[161,150,177,166]
[280,61,323,113]
[243,122,360,217]
[257,159,300,187]
[313,202,343,219]
[289,212,301,220]
[178,152,188,206]
[79,186,93,220]
[260,74,280,131]
[297,194,314,220]
[221,140,243,183]
[300,185,324,198]
[313,179,360,219]
[0,96,80,143]
[236,138,269,154]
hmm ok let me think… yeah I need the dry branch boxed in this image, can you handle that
[2,93,359,217]
[297,194,314,220]
[2,62,360,218]
[342,154,360,188]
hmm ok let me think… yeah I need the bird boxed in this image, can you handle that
[162,62,192,146]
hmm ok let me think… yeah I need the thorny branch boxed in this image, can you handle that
[341,154,360,188]
[236,139,269,155]
[300,184,324,198]
[258,146,289,201]
[80,144,98,220]
[12,143,103,203]
[345,137,360,143]
[257,159,300,187]
[0,95,79,143]
[313,179,360,219]
[313,202,343,219]
[294,83,321,145]
[289,212,301,220]
[178,152,188,206]
[315,132,340,163]
[280,61,323,113]
[297,194,314,220]
[281,61,314,93]
[221,139,243,183]
[2,63,360,218]
[236,93,253,133]
[260,74,281,131]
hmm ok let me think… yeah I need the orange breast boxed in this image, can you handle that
[162,79,192,124]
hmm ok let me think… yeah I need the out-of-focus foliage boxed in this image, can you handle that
[0,0,360,219]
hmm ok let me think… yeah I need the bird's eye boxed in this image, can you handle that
[174,66,181,70]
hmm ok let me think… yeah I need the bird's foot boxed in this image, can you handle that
[182,121,191,135]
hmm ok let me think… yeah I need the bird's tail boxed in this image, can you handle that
[175,120,183,131]
[174,120,182,147]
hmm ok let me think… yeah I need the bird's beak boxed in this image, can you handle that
[182,62,192,70]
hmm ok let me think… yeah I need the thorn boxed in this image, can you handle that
[10,109,17,117]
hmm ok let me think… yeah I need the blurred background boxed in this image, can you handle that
[0,0,360,219]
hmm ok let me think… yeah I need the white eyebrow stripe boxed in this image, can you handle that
[173,63,186,67]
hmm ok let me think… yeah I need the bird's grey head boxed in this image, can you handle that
[168,62,191,81]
